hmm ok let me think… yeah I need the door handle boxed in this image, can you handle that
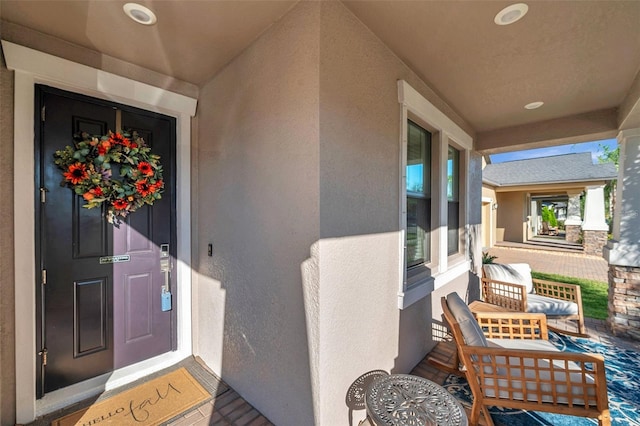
[160,244,172,311]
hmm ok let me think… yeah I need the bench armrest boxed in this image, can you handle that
[474,312,548,340]
[481,278,527,312]
[533,278,583,304]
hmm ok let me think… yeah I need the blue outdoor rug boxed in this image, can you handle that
[443,332,640,426]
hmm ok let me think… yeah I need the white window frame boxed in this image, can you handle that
[397,80,472,309]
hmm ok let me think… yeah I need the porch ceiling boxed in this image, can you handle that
[2,1,639,150]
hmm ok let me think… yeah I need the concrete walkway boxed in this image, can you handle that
[486,245,609,282]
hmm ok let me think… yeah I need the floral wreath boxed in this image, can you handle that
[54,130,164,223]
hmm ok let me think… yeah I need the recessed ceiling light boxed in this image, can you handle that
[123,3,157,26]
[494,3,529,26]
[524,101,544,110]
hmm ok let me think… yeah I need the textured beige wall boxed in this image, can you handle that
[496,191,527,243]
[2,1,481,423]
[0,43,16,426]
[194,3,320,425]
[317,3,478,424]
[468,152,484,272]
[195,2,479,424]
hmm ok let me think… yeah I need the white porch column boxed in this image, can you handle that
[564,190,583,243]
[581,186,608,232]
[605,129,640,265]
[565,191,583,225]
[581,185,609,255]
[604,129,640,340]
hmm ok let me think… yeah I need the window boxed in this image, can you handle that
[397,80,473,309]
[406,121,431,269]
[448,145,460,255]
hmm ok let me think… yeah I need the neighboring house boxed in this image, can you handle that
[482,153,617,255]
[0,2,639,426]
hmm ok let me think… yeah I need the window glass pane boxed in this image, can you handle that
[406,121,431,267]
[407,197,430,268]
[447,146,459,201]
[448,146,460,255]
[407,122,430,196]
[448,201,459,255]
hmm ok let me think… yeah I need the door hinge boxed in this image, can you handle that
[42,269,47,285]
[38,348,48,366]
[41,105,46,122]
[40,187,47,203]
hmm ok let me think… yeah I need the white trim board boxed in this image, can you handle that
[397,80,472,150]
[2,40,196,423]
[2,41,197,116]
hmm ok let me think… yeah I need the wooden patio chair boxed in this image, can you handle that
[442,292,610,426]
[541,221,558,236]
[481,263,586,336]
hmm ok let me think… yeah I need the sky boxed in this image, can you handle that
[489,138,618,164]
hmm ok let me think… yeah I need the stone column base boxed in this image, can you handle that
[582,230,608,256]
[608,265,640,341]
[565,225,581,244]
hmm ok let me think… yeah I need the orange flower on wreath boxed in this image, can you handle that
[82,187,104,201]
[97,140,111,156]
[108,132,128,145]
[153,179,164,192]
[135,179,156,197]
[63,163,88,185]
[137,161,154,177]
[112,198,129,210]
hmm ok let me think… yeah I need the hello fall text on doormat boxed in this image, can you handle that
[52,367,210,426]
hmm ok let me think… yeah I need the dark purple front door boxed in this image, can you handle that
[36,86,176,396]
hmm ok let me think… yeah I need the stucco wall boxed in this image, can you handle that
[496,191,527,243]
[1,1,481,424]
[468,152,484,272]
[195,2,479,424]
[317,3,478,424]
[0,44,16,426]
[194,3,320,425]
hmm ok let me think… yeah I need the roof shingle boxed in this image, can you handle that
[483,152,617,186]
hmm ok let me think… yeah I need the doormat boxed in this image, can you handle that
[51,367,210,426]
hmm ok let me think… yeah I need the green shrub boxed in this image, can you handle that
[541,206,558,227]
[482,251,497,264]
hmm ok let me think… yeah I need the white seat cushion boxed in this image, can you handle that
[487,338,557,352]
[527,293,578,316]
[483,263,534,294]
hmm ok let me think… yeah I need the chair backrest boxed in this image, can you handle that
[482,263,534,294]
[444,293,489,348]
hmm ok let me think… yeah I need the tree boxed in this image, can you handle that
[598,143,619,228]
[598,144,619,166]
[541,205,557,227]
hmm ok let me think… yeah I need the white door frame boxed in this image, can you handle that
[481,197,494,248]
[2,40,197,423]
